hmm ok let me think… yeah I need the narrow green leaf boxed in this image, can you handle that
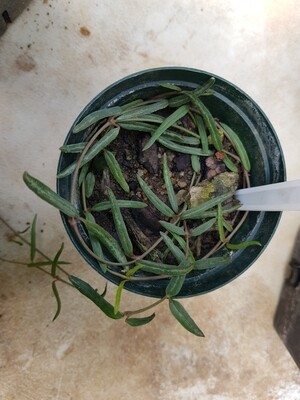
[197,204,241,218]
[82,218,127,263]
[158,137,212,156]
[165,234,193,262]
[126,313,155,327]
[223,154,238,173]
[163,131,200,145]
[104,150,130,193]
[59,142,87,153]
[163,153,178,213]
[222,218,233,232]
[169,299,204,337]
[192,77,216,97]
[159,220,185,236]
[69,275,122,319]
[138,259,192,276]
[159,83,182,92]
[166,274,186,297]
[191,154,201,174]
[194,255,231,270]
[116,99,169,122]
[51,281,62,321]
[126,264,142,277]
[114,280,126,315]
[126,114,164,124]
[23,172,79,218]
[57,127,120,179]
[78,163,90,186]
[120,99,145,111]
[195,114,209,154]
[172,233,190,253]
[181,192,233,220]
[73,106,122,133]
[91,200,147,212]
[107,188,133,256]
[30,214,37,262]
[168,78,216,108]
[173,123,200,138]
[168,94,190,108]
[217,203,226,242]
[160,231,185,263]
[190,218,216,237]
[51,243,64,277]
[189,95,222,151]
[84,171,95,198]
[118,121,155,133]
[143,105,189,150]
[137,175,174,218]
[85,212,107,273]
[219,122,251,172]
[226,241,261,250]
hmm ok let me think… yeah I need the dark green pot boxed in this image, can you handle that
[57,67,285,298]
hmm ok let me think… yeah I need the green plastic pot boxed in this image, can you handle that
[57,67,285,298]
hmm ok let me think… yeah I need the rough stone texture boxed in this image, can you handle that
[1,0,300,399]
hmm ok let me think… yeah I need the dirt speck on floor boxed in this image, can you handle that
[80,26,91,36]
[15,54,36,72]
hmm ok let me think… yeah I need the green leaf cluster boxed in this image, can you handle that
[20,76,260,337]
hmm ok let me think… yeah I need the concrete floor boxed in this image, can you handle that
[0,0,300,399]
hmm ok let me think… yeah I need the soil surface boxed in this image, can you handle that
[86,124,243,263]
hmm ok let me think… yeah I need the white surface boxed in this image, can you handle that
[1,1,300,399]
[236,179,300,211]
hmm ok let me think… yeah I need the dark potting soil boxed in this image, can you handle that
[87,128,242,262]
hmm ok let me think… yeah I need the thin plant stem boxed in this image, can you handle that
[189,172,197,189]
[70,120,112,205]
[202,211,249,259]
[183,221,190,257]
[222,149,241,163]
[173,124,199,138]
[0,216,70,279]
[0,257,28,266]
[123,296,167,317]
[134,236,164,261]
[110,269,168,281]
[73,218,168,280]
[35,266,73,287]
[81,182,87,212]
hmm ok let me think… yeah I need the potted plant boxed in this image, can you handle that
[22,67,285,336]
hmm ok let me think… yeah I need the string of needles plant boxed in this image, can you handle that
[21,77,261,336]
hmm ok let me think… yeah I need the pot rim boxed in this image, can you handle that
[57,67,286,298]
